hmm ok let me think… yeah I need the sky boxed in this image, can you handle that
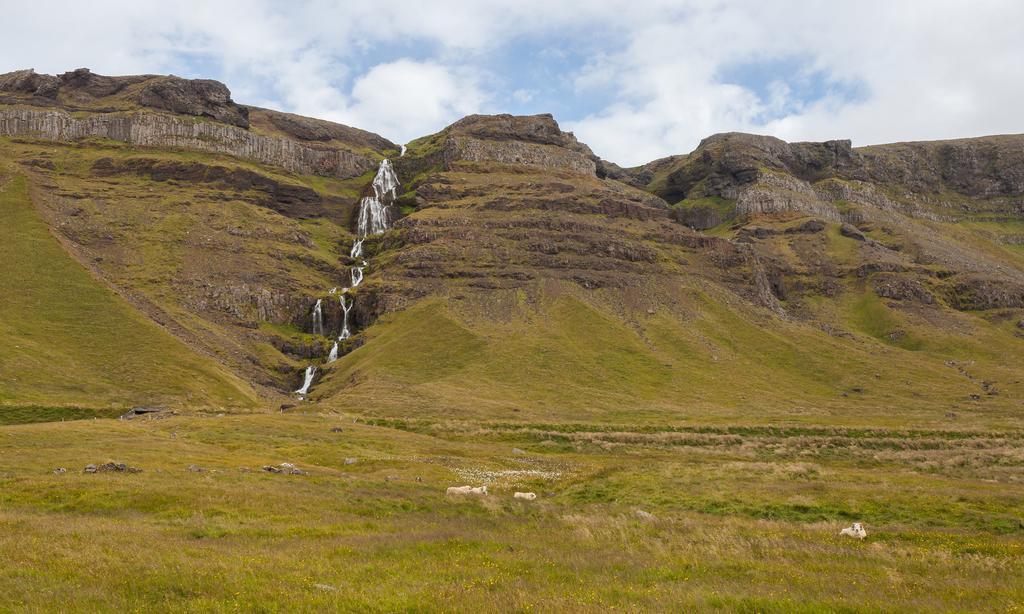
[2,0,1022,166]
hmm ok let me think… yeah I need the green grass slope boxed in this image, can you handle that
[314,282,1024,429]
[0,170,259,415]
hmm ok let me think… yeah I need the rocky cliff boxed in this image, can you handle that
[402,114,599,177]
[3,72,1023,408]
[0,106,380,179]
[0,68,250,126]
[0,68,396,179]
[630,131,1024,218]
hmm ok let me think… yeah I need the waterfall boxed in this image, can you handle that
[356,159,399,236]
[295,365,316,396]
[311,299,324,336]
[339,295,352,340]
[293,159,399,397]
[356,196,389,237]
[400,144,407,157]
[373,158,399,201]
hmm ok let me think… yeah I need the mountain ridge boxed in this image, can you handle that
[1,67,1022,427]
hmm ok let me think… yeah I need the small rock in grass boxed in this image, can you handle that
[53,467,67,474]
[329,427,343,433]
[86,462,141,473]
[840,223,866,241]
[634,509,657,521]
[344,457,358,465]
[187,464,205,473]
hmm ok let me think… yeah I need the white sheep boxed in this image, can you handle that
[446,485,488,496]
[513,491,537,500]
[839,522,867,539]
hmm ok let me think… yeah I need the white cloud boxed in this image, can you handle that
[512,89,535,104]
[566,1,1024,164]
[342,60,488,144]
[2,1,1022,164]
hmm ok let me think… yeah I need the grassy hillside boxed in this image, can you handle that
[0,136,378,393]
[313,284,1024,429]
[0,170,260,415]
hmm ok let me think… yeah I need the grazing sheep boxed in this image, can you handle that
[839,522,867,539]
[446,485,488,496]
[513,491,537,500]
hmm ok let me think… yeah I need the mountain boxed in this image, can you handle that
[1,68,1022,428]
[3,67,1024,611]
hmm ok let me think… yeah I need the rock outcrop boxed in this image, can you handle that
[434,114,598,176]
[90,157,345,221]
[0,106,377,179]
[637,131,1024,206]
[1,68,249,127]
[0,68,398,179]
[135,76,249,128]
[247,106,396,152]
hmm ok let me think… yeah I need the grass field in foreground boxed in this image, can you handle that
[1,412,1022,611]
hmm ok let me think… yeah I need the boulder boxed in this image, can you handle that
[949,276,1024,310]
[0,69,59,98]
[872,274,935,304]
[85,462,141,473]
[136,76,249,127]
[840,223,867,241]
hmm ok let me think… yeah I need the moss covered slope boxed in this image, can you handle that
[0,170,259,413]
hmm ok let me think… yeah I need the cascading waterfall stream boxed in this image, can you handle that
[339,295,352,340]
[295,365,316,396]
[294,158,399,396]
[311,299,324,336]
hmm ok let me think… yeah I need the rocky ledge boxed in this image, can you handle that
[0,68,250,127]
[439,114,598,176]
[0,107,377,179]
[0,68,395,179]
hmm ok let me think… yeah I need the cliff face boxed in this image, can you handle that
[363,114,757,321]
[0,68,250,127]
[0,68,397,179]
[636,131,1024,210]
[404,113,599,177]
[246,107,397,153]
[0,107,378,179]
